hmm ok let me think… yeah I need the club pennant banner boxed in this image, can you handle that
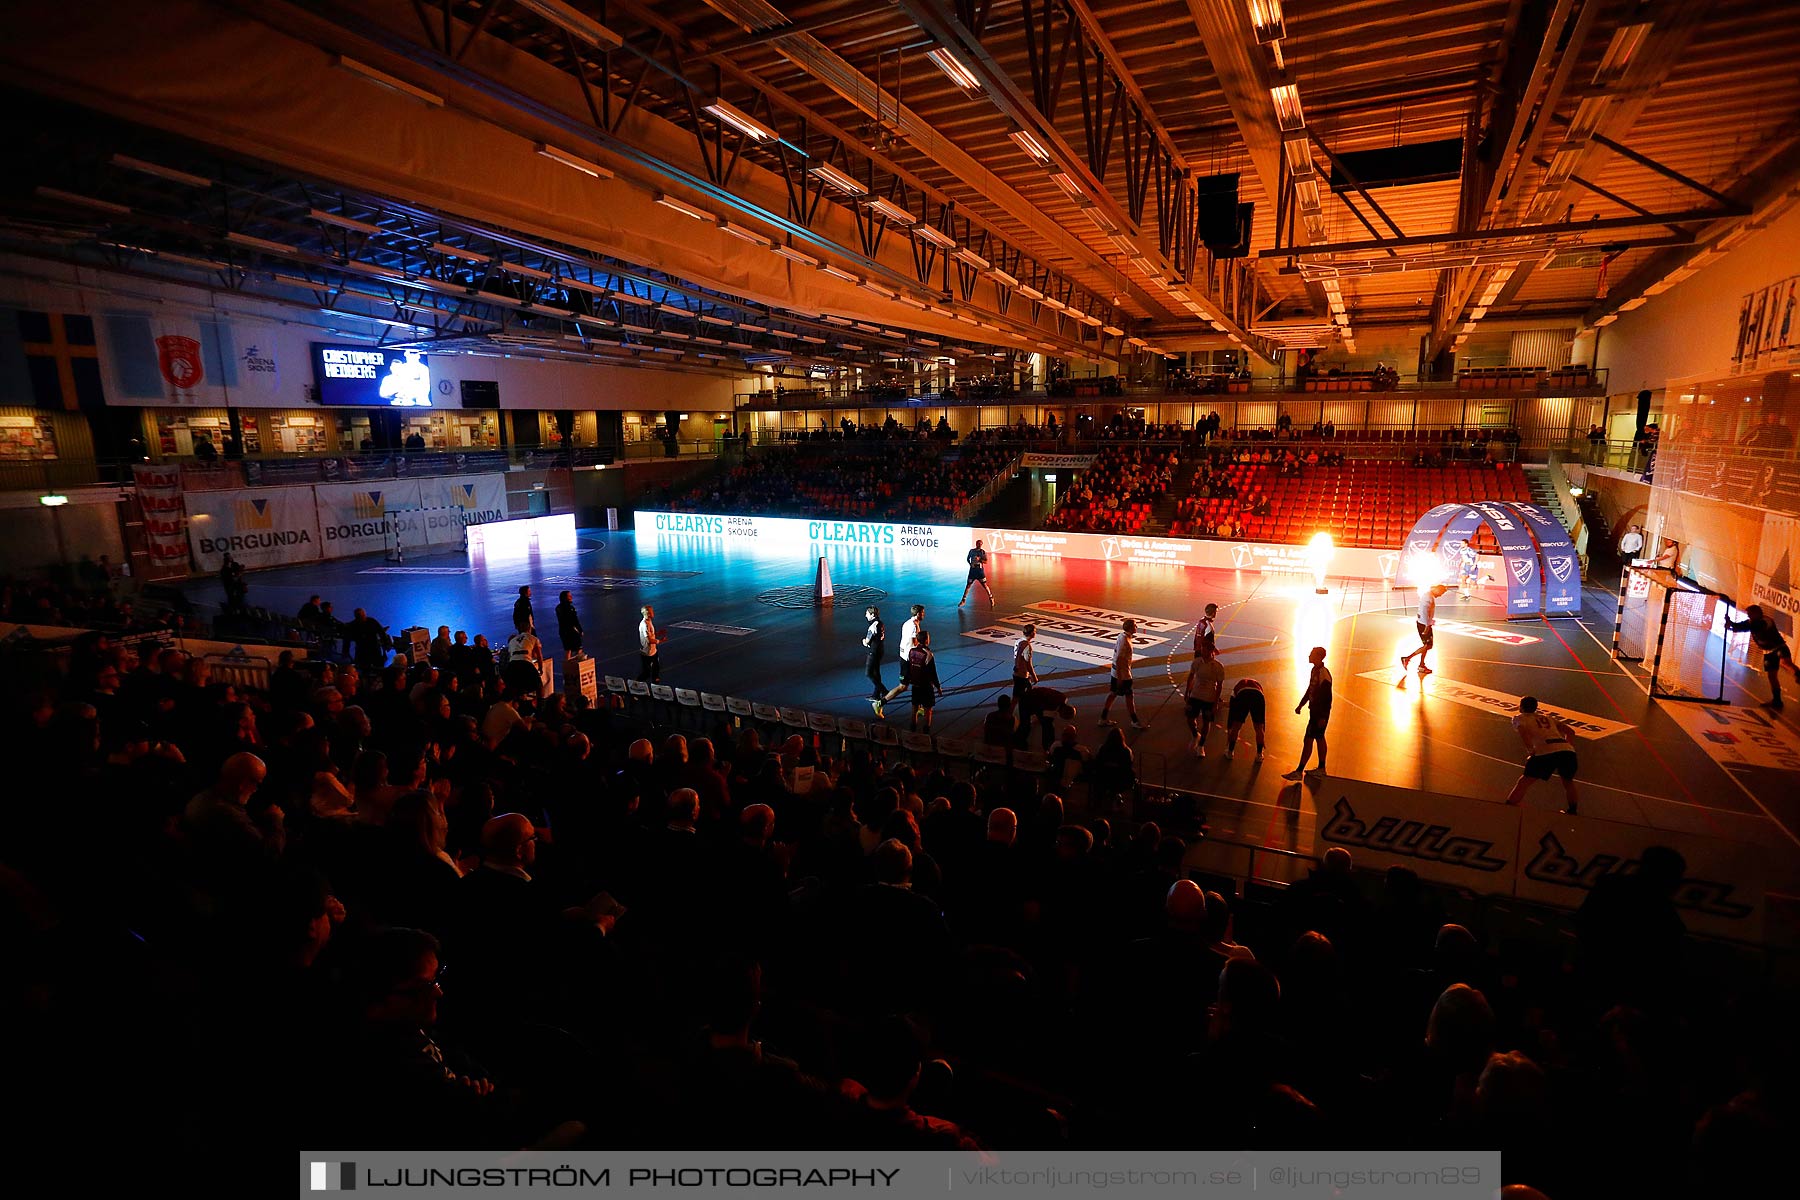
[184,486,321,572]
[98,310,282,407]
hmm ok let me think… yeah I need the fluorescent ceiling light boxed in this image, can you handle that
[807,162,867,196]
[1042,297,1067,311]
[1282,134,1315,178]
[35,187,130,215]
[654,303,688,315]
[536,143,612,179]
[859,280,897,299]
[654,193,712,223]
[837,342,864,351]
[703,98,777,141]
[1009,128,1052,164]
[1595,22,1651,84]
[1048,173,1092,205]
[1270,82,1305,132]
[110,154,211,189]
[1017,284,1045,301]
[926,46,982,91]
[1127,336,1148,347]
[913,225,957,250]
[772,244,818,267]
[510,0,624,51]
[799,334,827,344]
[1102,325,1125,337]
[953,248,990,270]
[818,263,860,283]
[225,231,292,255]
[621,323,655,334]
[1248,0,1286,43]
[335,56,444,106]
[986,267,1018,287]
[430,241,489,264]
[864,197,917,225]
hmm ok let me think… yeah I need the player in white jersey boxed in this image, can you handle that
[1400,584,1450,676]
[882,604,926,708]
[1098,619,1147,729]
[1505,695,1579,814]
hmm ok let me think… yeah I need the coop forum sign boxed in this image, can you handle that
[637,511,973,555]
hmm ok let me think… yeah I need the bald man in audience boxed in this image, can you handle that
[183,751,283,869]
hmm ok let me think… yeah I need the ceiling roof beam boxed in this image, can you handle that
[1585,133,1800,328]
[1264,207,1733,259]
[884,0,1278,361]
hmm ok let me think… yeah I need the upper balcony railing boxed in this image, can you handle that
[734,366,1610,410]
[0,437,739,493]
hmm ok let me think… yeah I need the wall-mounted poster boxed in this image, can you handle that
[1735,274,1800,369]
[0,412,58,460]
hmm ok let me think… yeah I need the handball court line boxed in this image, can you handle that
[1574,591,1800,848]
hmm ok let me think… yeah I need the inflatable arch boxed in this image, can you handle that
[1398,501,1581,619]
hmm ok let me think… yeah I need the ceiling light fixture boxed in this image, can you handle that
[926,46,982,91]
[817,263,860,283]
[536,143,613,179]
[654,192,711,222]
[110,154,212,189]
[986,267,1019,288]
[703,98,777,141]
[1270,81,1305,132]
[35,187,130,215]
[1017,284,1045,301]
[430,241,489,264]
[1010,128,1052,164]
[953,248,990,270]
[335,56,445,106]
[771,244,818,267]
[511,0,624,50]
[1248,0,1286,43]
[1048,172,1093,205]
[864,197,917,225]
[1594,22,1651,85]
[913,225,957,250]
[807,162,867,196]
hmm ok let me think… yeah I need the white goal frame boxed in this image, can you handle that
[384,504,468,562]
[1612,564,1729,704]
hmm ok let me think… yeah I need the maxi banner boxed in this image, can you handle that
[1312,774,1765,941]
[130,463,191,578]
[185,486,321,572]
[422,474,508,545]
[315,480,424,559]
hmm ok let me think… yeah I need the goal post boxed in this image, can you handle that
[384,504,469,562]
[1614,564,1729,703]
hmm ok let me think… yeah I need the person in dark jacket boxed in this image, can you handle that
[512,585,534,634]
[1725,603,1800,709]
[555,590,583,660]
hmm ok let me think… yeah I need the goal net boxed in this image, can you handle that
[1614,565,1727,703]
[384,505,468,562]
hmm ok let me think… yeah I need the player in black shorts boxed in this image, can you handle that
[959,539,995,607]
[1224,677,1266,762]
[1725,603,1800,709]
[1283,646,1333,781]
[862,605,886,708]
